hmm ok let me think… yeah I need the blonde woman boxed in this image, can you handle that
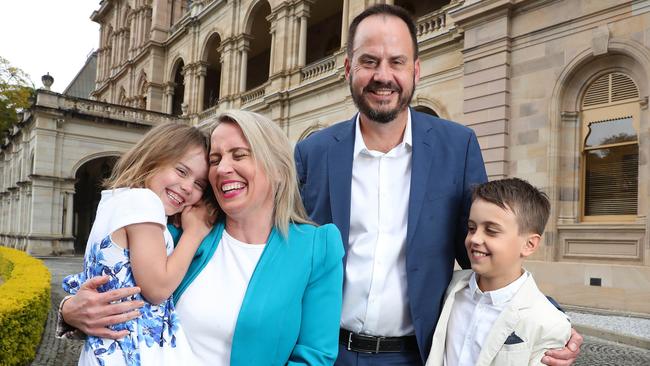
[60,110,345,365]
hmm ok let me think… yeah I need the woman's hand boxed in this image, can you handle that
[180,201,213,240]
[61,275,144,339]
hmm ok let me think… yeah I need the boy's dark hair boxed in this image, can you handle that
[347,4,419,59]
[472,178,550,235]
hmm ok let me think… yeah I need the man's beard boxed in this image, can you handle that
[349,77,415,124]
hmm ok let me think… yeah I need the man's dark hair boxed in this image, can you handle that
[472,178,551,236]
[346,4,419,59]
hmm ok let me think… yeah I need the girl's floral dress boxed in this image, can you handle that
[63,188,196,366]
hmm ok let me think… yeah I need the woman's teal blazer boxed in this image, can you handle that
[170,220,344,365]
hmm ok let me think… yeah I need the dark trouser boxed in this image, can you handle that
[335,344,423,366]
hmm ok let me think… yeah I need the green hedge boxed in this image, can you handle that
[0,247,51,366]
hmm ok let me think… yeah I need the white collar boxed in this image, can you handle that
[468,270,529,306]
[353,109,412,158]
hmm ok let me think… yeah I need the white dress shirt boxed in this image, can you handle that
[444,271,530,366]
[176,230,265,366]
[340,111,414,337]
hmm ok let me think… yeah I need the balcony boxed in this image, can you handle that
[241,83,266,105]
[301,54,337,82]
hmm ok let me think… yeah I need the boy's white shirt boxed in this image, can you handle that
[426,269,571,366]
[444,271,530,366]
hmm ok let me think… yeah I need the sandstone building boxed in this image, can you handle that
[1,0,648,313]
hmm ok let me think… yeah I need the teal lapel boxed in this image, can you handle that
[230,226,286,363]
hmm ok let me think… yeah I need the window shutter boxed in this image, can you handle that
[582,73,639,108]
[584,145,638,216]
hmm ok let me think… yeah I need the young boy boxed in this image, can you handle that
[426,178,571,366]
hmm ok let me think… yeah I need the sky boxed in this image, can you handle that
[0,1,100,93]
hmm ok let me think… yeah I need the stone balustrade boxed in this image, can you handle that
[301,55,337,81]
[45,92,184,127]
[416,8,447,38]
[241,84,266,105]
[197,103,222,121]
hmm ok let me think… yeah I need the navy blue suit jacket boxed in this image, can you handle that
[294,109,488,362]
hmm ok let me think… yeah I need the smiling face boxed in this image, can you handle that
[465,198,539,291]
[146,146,208,216]
[208,122,274,225]
[346,14,420,124]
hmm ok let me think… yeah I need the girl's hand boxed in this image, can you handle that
[180,201,213,240]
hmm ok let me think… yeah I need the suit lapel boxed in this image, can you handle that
[476,303,521,366]
[406,111,436,247]
[476,276,536,366]
[328,116,356,247]
[231,227,286,364]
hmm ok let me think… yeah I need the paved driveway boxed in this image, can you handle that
[31,256,83,366]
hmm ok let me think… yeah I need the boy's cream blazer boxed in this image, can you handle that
[425,270,571,366]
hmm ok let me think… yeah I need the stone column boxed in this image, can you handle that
[270,29,276,76]
[164,82,175,114]
[196,63,207,112]
[140,10,147,46]
[238,37,250,92]
[134,10,141,47]
[64,191,74,237]
[144,7,152,43]
[341,0,349,47]
[150,0,172,43]
[217,42,229,100]
[298,15,308,67]
[129,17,136,57]
[182,65,192,113]
[110,36,117,72]
[97,25,105,81]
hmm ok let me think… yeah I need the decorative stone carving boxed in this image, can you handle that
[591,25,610,56]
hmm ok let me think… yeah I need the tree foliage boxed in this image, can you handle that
[0,56,34,135]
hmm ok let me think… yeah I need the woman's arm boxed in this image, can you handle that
[288,224,344,365]
[129,203,211,305]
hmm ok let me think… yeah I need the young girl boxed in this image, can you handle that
[63,122,213,366]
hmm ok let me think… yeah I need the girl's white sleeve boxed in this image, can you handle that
[107,188,167,234]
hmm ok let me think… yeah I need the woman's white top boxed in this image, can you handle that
[176,230,265,365]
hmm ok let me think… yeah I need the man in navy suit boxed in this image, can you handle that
[295,4,581,366]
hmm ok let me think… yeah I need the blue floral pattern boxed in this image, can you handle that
[63,235,181,366]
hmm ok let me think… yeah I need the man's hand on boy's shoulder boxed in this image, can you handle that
[541,328,583,365]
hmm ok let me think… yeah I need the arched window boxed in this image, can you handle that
[246,1,271,90]
[305,0,343,65]
[581,72,640,220]
[202,33,222,110]
[171,60,185,116]
[118,87,128,106]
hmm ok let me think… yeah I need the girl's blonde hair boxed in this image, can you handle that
[200,110,312,236]
[104,122,208,190]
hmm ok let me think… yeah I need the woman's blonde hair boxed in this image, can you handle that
[200,110,312,236]
[104,122,208,190]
